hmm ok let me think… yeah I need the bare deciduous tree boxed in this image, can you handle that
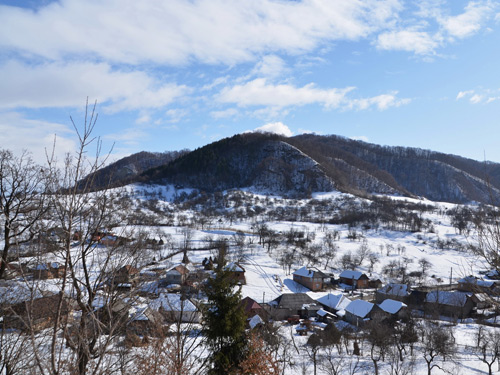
[0,150,47,279]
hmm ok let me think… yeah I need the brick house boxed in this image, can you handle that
[293,266,329,291]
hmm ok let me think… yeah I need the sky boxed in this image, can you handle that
[1,0,500,164]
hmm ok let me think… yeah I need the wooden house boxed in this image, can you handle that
[225,262,246,285]
[266,293,320,321]
[373,299,409,322]
[111,265,139,288]
[292,266,329,291]
[344,299,374,326]
[424,290,475,319]
[338,270,370,289]
[163,264,190,286]
[376,283,411,304]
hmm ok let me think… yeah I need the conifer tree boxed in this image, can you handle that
[203,260,247,374]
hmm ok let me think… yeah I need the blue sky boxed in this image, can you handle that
[1,0,500,164]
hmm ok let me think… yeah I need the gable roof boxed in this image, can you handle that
[270,293,316,309]
[293,266,328,279]
[241,296,263,313]
[339,270,367,280]
[150,293,197,312]
[425,291,470,307]
[225,262,245,272]
[316,293,351,311]
[345,299,374,318]
[378,283,410,296]
[378,299,407,314]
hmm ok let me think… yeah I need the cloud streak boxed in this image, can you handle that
[218,79,410,111]
[0,61,189,112]
[0,0,400,65]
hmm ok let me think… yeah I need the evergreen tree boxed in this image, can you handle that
[203,263,247,374]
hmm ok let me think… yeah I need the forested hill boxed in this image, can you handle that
[288,134,500,204]
[82,150,189,188]
[95,132,500,204]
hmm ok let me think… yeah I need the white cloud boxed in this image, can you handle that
[0,0,401,65]
[456,90,474,100]
[439,1,493,39]
[455,88,500,104]
[375,29,441,55]
[469,94,483,104]
[254,122,293,137]
[251,55,288,79]
[0,60,189,112]
[0,111,76,163]
[218,78,410,111]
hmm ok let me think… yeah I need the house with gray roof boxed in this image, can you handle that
[266,293,320,321]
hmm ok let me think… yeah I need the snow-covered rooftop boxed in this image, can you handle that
[378,283,410,296]
[345,299,374,318]
[378,299,407,314]
[150,293,197,312]
[425,291,469,306]
[339,270,365,280]
[316,293,351,311]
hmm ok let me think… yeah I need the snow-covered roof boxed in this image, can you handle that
[316,293,351,311]
[249,314,264,329]
[425,291,470,306]
[225,262,244,272]
[345,299,374,318]
[317,308,336,318]
[378,283,410,296]
[378,299,407,314]
[293,266,314,278]
[458,276,495,288]
[150,293,197,312]
[339,270,365,280]
[293,266,327,278]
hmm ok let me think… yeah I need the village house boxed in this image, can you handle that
[32,262,65,280]
[240,296,268,320]
[110,265,140,288]
[344,299,374,326]
[338,270,370,289]
[2,293,75,332]
[315,293,351,318]
[150,293,201,323]
[424,290,475,319]
[457,276,496,294]
[127,305,164,336]
[373,299,409,322]
[225,262,246,285]
[163,263,190,286]
[266,293,320,321]
[292,266,330,291]
[376,283,411,304]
